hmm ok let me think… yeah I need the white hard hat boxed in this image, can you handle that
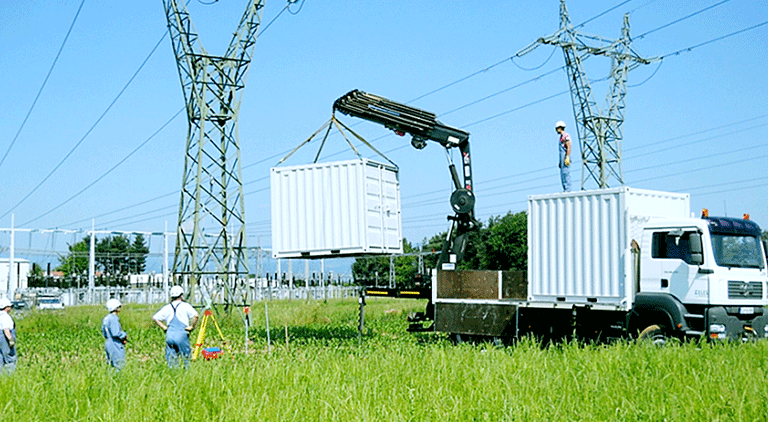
[555,121,566,129]
[106,298,122,312]
[0,298,10,309]
[170,285,184,298]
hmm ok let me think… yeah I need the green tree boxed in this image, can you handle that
[477,211,527,271]
[421,232,446,270]
[129,234,149,273]
[351,211,530,280]
[96,235,131,286]
[57,236,90,278]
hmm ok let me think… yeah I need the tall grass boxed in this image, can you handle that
[2,299,767,421]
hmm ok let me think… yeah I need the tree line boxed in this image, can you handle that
[29,235,150,288]
[352,211,527,288]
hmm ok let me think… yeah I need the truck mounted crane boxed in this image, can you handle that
[335,91,768,345]
[334,90,480,330]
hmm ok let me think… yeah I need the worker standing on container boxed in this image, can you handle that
[152,285,198,368]
[555,121,572,192]
[102,298,127,370]
[0,297,17,375]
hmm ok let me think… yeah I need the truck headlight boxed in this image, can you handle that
[764,325,768,338]
[709,323,726,339]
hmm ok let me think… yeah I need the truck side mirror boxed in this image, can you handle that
[690,232,703,266]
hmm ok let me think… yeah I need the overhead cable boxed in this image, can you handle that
[635,0,731,40]
[659,20,768,59]
[58,3,763,231]
[13,0,298,226]
[0,0,87,171]
[21,108,185,226]
[0,31,169,220]
[573,0,634,29]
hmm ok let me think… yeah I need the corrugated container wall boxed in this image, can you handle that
[527,187,690,307]
[270,158,403,258]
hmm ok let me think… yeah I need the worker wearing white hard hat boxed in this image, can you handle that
[555,121,572,192]
[101,298,128,370]
[0,297,17,374]
[152,285,198,368]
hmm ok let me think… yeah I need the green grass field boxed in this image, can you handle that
[3,298,768,421]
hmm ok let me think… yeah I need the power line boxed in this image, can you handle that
[21,108,185,227]
[0,30,170,221]
[659,20,768,59]
[573,0,634,29]
[0,0,87,171]
[41,3,767,233]
[6,0,299,227]
[635,0,731,40]
[47,2,640,228]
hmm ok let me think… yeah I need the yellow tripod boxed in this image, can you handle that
[192,310,231,361]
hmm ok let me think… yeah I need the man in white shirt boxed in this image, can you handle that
[152,286,198,368]
[0,297,17,375]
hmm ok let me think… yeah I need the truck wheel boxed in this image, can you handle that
[637,324,669,346]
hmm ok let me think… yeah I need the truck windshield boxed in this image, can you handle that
[710,234,765,269]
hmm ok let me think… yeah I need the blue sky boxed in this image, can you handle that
[0,0,766,275]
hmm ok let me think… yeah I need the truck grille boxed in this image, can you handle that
[728,281,763,299]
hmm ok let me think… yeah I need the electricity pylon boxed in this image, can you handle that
[164,0,264,306]
[518,0,657,189]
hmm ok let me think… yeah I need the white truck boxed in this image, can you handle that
[432,187,768,344]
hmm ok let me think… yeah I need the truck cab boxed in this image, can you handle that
[637,215,768,340]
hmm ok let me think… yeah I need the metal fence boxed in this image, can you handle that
[13,285,360,308]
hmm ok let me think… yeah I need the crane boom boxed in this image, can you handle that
[334,90,478,269]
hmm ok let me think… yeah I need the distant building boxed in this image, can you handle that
[0,258,30,296]
[129,273,163,288]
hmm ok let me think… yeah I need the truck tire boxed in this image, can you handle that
[637,324,671,346]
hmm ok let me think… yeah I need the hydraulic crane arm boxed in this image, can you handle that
[334,90,479,268]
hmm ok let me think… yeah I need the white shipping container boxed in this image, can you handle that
[527,187,690,307]
[271,158,403,258]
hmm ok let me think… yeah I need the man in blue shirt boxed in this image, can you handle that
[102,298,128,370]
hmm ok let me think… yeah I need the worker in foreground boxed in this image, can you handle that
[555,120,572,192]
[102,298,128,370]
[152,286,198,368]
[0,298,16,375]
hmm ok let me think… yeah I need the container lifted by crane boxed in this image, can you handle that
[334,90,480,271]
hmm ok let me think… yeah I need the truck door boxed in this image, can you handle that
[643,229,709,304]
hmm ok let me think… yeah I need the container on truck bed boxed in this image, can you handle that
[432,187,768,344]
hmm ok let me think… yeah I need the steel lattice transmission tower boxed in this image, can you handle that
[164,0,264,304]
[519,0,656,189]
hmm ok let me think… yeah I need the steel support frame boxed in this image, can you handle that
[164,0,264,306]
[539,0,651,190]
